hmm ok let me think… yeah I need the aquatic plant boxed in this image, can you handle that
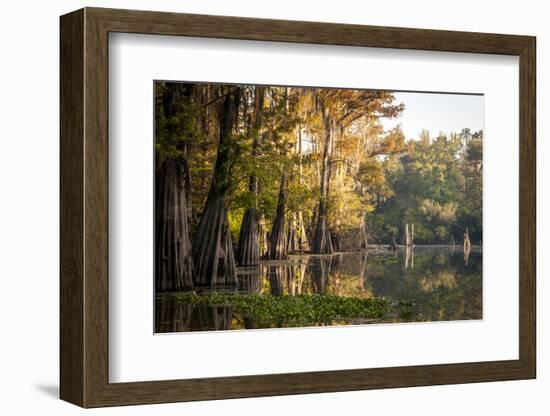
[174,292,395,328]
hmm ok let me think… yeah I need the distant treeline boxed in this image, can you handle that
[368,129,482,246]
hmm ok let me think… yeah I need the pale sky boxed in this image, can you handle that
[382,91,484,140]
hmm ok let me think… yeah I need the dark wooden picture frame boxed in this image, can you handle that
[60,7,536,408]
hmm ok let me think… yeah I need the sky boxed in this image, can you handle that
[381,91,484,140]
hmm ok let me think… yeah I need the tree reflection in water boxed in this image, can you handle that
[155,247,482,332]
[155,296,234,333]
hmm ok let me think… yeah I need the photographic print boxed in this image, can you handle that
[154,82,483,333]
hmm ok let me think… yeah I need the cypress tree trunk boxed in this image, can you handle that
[294,125,311,254]
[237,207,259,266]
[269,174,288,259]
[331,232,340,252]
[296,210,310,253]
[193,190,237,286]
[259,214,268,258]
[237,87,265,266]
[155,158,194,292]
[312,184,334,254]
[312,108,334,254]
[287,212,299,254]
[193,87,241,287]
[155,83,195,292]
[359,215,368,250]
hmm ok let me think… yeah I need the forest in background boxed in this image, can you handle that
[155,82,482,292]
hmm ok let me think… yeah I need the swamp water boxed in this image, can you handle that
[155,247,482,333]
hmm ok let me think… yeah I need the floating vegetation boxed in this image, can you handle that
[173,292,406,328]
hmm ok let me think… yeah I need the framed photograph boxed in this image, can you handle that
[60,7,536,407]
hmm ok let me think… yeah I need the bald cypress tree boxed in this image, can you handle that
[269,173,288,259]
[155,83,194,291]
[193,87,241,287]
[237,87,265,266]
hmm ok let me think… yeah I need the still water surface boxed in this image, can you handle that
[155,247,482,333]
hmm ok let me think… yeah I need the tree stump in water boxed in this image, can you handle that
[463,227,471,250]
[403,223,414,247]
